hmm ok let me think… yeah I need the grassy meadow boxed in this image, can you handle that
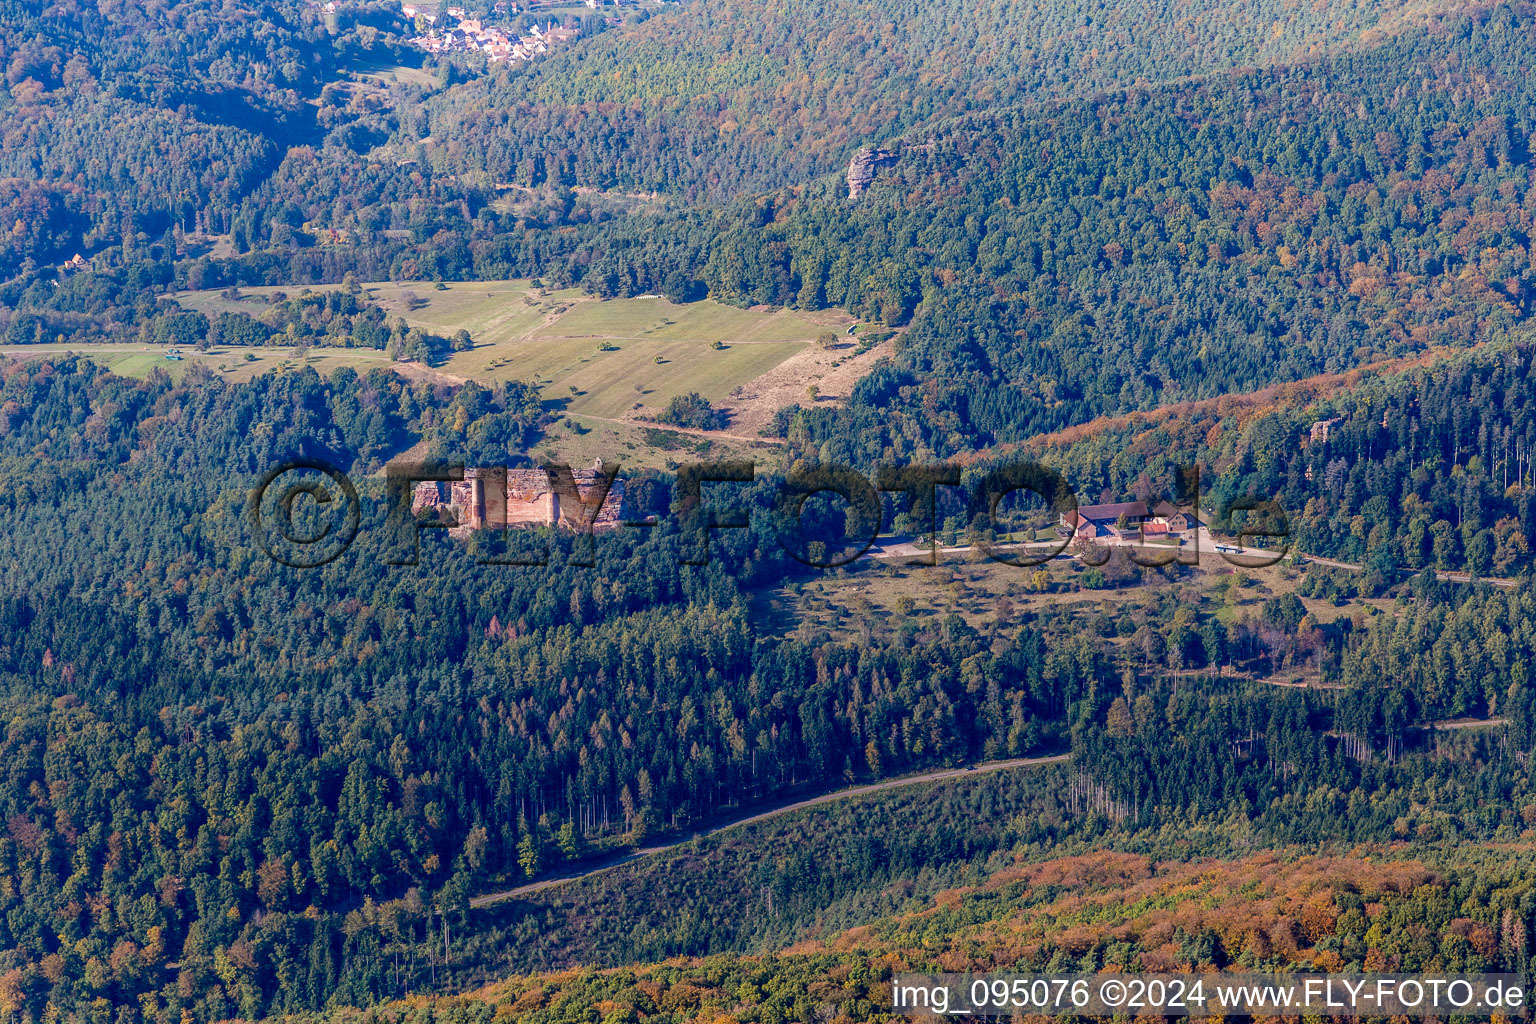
[172,279,846,421]
[0,342,394,383]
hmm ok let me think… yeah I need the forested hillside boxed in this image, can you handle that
[246,740,1536,1023]
[762,3,1536,458]
[11,0,1532,449]
[0,0,416,266]
[2,341,1536,1019]
[0,358,1105,1020]
[7,0,1536,1021]
[410,0,1474,196]
[1008,339,1536,581]
[177,0,1536,458]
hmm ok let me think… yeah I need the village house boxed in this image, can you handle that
[406,4,576,63]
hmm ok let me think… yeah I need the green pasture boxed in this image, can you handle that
[172,280,844,417]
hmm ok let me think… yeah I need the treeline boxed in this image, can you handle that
[199,286,476,367]
[0,240,476,369]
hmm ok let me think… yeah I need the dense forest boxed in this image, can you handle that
[772,6,1536,458]
[0,351,1531,1020]
[207,721,1536,1023]
[409,0,1475,197]
[0,0,420,267]
[0,358,1097,1020]
[7,0,1536,1020]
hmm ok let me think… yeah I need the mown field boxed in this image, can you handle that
[173,280,847,420]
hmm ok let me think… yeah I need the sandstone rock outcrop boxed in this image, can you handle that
[847,146,897,199]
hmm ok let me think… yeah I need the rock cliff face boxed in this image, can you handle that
[847,146,897,198]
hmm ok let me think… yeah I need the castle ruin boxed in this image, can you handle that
[412,458,628,533]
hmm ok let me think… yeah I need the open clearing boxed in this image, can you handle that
[346,60,438,89]
[0,340,788,470]
[173,280,858,424]
[758,542,1391,688]
[0,343,391,383]
[15,281,874,466]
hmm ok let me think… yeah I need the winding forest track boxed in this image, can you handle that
[470,753,1069,907]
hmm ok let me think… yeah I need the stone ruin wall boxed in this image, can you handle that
[411,462,626,532]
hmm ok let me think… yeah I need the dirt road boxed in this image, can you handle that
[470,753,1069,907]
